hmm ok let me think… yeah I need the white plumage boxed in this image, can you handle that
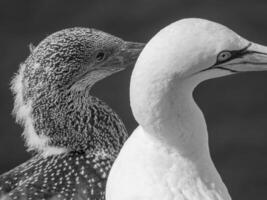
[106,18,267,200]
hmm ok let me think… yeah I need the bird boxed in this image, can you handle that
[106,18,267,200]
[0,27,144,200]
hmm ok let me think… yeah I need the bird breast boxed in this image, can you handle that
[106,126,230,200]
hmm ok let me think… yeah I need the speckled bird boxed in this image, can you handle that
[0,27,144,200]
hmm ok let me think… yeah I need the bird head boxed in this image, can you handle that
[11,28,144,155]
[131,18,267,131]
[24,28,143,92]
[135,18,267,86]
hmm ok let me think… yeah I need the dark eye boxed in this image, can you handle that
[217,51,232,62]
[95,51,106,62]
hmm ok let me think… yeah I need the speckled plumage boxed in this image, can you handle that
[11,28,132,154]
[1,27,144,199]
[0,151,111,200]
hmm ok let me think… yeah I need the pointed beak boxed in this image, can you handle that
[119,41,145,68]
[234,42,267,72]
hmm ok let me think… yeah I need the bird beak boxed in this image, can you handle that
[119,41,145,68]
[230,42,267,72]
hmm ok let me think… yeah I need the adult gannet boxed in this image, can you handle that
[106,18,267,200]
[0,28,144,200]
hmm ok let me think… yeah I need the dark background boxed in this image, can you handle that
[1,0,267,199]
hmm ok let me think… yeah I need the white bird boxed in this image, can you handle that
[106,18,267,200]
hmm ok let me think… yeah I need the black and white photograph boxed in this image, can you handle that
[0,0,267,199]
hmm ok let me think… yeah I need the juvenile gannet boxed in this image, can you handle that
[106,18,267,200]
[0,28,144,200]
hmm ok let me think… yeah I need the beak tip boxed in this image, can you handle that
[118,41,145,68]
[125,41,145,51]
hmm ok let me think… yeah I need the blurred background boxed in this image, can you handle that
[0,0,267,199]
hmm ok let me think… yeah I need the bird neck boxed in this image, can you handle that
[131,71,209,156]
[28,88,127,157]
[131,71,231,199]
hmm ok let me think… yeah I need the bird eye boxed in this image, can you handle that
[217,51,232,62]
[95,51,106,62]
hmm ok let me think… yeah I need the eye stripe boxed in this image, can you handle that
[197,43,252,74]
[215,43,252,65]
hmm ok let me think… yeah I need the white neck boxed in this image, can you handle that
[130,69,231,199]
[131,67,210,153]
